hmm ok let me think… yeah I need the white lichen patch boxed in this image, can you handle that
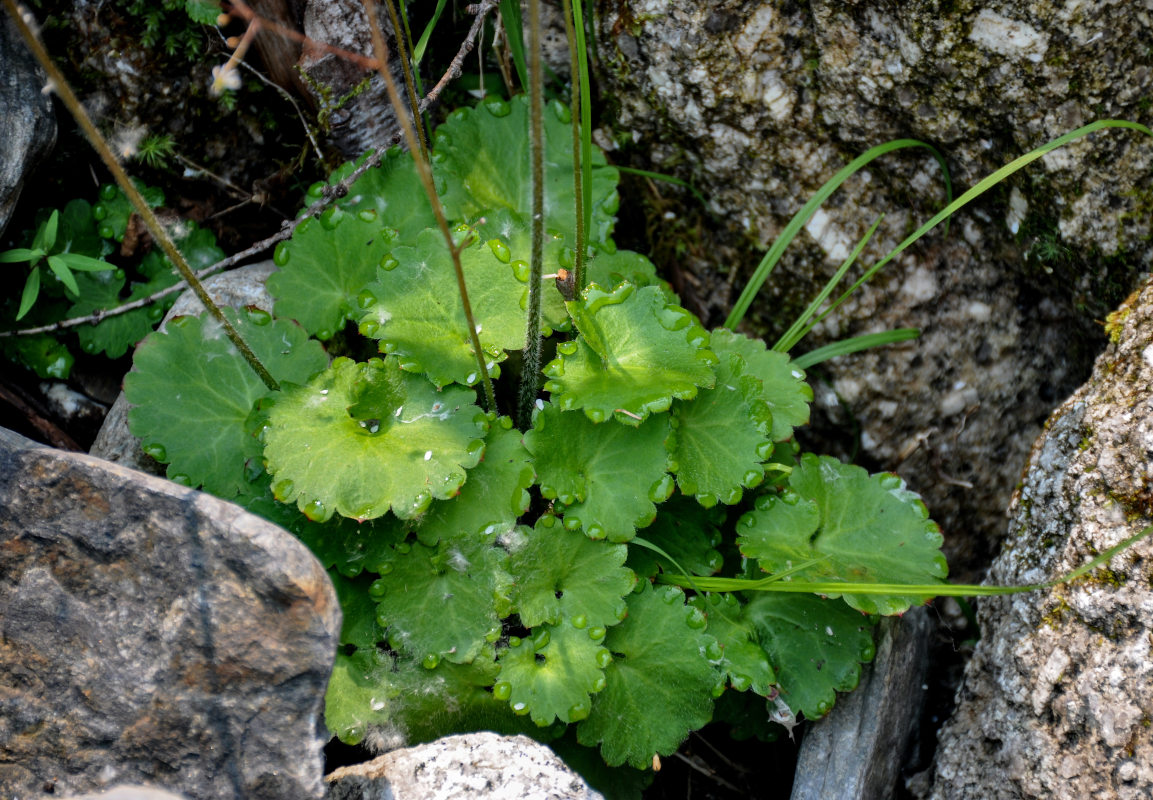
[803,208,853,264]
[968,9,1049,63]
[1007,187,1028,234]
[900,265,938,303]
[735,6,775,56]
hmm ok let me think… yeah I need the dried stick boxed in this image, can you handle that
[361,0,497,412]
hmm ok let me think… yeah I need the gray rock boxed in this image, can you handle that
[595,1,1153,576]
[925,273,1153,799]
[324,732,604,800]
[0,11,56,239]
[0,426,340,799]
[62,786,190,800]
[791,606,932,800]
[91,261,277,474]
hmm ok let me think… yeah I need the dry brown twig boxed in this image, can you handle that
[0,0,500,339]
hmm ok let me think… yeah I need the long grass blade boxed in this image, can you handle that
[773,215,883,353]
[659,524,1153,604]
[499,0,528,91]
[804,121,1153,338]
[411,0,448,65]
[724,139,951,330]
[791,329,919,370]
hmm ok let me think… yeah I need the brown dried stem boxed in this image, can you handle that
[360,0,497,413]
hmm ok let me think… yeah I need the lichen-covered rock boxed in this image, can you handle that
[596,1,1153,575]
[0,426,340,799]
[0,12,56,238]
[324,732,604,800]
[924,274,1153,799]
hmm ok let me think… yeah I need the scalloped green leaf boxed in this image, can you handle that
[435,96,619,245]
[506,518,634,629]
[709,329,812,442]
[736,453,947,615]
[357,227,526,387]
[496,620,610,726]
[671,350,773,507]
[325,648,399,745]
[236,473,410,576]
[372,537,511,664]
[543,283,717,425]
[263,356,488,521]
[267,208,396,337]
[416,419,534,546]
[524,401,672,542]
[475,209,572,335]
[125,309,327,497]
[688,593,775,695]
[741,593,876,720]
[577,582,718,768]
[626,494,724,578]
[311,146,436,246]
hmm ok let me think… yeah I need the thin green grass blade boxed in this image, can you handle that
[659,524,1153,601]
[802,120,1153,339]
[791,329,919,370]
[773,215,883,353]
[724,139,951,330]
[412,0,448,66]
[606,165,707,207]
[570,0,593,287]
[499,0,529,91]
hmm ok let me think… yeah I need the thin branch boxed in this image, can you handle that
[361,0,498,413]
[0,1,499,340]
[226,0,380,72]
[0,0,280,392]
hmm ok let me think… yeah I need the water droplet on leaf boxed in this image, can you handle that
[422,653,440,669]
[142,443,167,462]
[567,702,589,722]
[571,614,588,629]
[488,239,511,263]
[493,681,512,700]
[303,499,330,522]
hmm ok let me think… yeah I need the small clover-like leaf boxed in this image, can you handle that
[578,582,718,768]
[737,454,947,615]
[524,401,672,542]
[544,283,717,425]
[373,537,511,665]
[416,419,534,546]
[689,593,775,695]
[125,309,327,497]
[506,518,634,629]
[709,329,812,442]
[267,207,396,337]
[435,96,619,246]
[358,228,526,387]
[263,356,488,521]
[626,494,724,578]
[671,350,773,507]
[741,593,876,720]
[313,147,436,246]
[496,620,610,726]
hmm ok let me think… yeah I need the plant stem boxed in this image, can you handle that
[361,0,497,413]
[516,0,545,429]
[568,0,594,291]
[381,0,429,161]
[560,0,585,290]
[1,0,280,392]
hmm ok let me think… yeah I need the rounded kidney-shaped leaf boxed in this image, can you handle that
[543,283,717,425]
[737,454,947,615]
[263,356,487,521]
